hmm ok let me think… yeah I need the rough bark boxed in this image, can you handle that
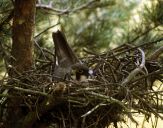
[10,0,35,75]
[6,1,36,128]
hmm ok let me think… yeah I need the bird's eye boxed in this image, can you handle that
[77,69,83,73]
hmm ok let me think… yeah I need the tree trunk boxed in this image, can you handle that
[10,0,35,75]
[6,0,36,128]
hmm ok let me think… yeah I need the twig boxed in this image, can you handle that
[133,93,163,120]
[121,48,145,86]
[86,91,129,111]
[81,103,106,117]
[148,46,163,61]
[108,37,163,58]
[34,40,47,59]
[42,48,55,57]
[129,69,162,84]
[36,0,103,15]
[127,25,159,44]
[34,23,59,38]
[4,85,48,97]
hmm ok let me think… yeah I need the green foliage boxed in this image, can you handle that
[0,0,13,76]
[131,1,162,39]
[53,0,139,53]
[0,0,12,40]
[0,0,162,74]
[22,0,163,53]
[143,0,163,26]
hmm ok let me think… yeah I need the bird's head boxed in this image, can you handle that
[71,63,93,81]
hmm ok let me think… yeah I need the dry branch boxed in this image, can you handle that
[0,43,162,128]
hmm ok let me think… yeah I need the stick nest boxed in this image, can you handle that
[1,44,162,128]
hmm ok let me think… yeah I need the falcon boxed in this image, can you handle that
[52,30,92,81]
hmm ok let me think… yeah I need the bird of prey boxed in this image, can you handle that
[52,30,92,81]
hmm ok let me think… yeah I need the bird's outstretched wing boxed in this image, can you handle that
[52,30,79,68]
[52,30,91,81]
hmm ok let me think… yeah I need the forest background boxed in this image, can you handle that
[0,0,163,128]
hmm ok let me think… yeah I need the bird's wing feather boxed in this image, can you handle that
[52,30,79,67]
